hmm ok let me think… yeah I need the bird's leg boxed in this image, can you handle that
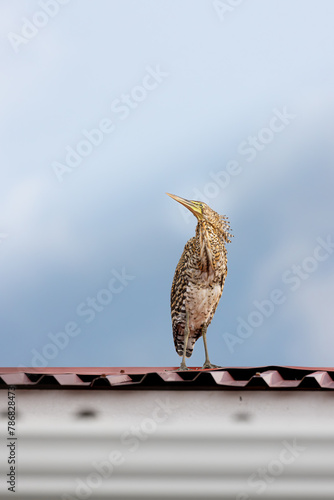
[202,324,220,369]
[179,311,190,371]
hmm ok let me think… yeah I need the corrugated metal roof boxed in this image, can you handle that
[1,366,334,389]
[1,368,334,499]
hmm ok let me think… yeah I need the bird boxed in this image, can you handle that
[167,193,232,370]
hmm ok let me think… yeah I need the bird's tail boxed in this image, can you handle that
[174,325,202,358]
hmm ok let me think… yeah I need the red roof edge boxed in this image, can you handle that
[0,366,334,375]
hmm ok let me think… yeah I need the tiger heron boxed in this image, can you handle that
[167,193,232,370]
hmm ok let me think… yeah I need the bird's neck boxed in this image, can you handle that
[195,221,217,274]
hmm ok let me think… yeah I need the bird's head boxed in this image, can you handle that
[166,192,233,243]
[166,193,205,220]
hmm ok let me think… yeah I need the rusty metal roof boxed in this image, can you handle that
[1,366,334,390]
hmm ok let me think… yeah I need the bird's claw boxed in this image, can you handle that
[202,362,221,370]
[165,364,190,372]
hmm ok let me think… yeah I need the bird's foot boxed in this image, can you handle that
[165,362,190,372]
[202,362,221,370]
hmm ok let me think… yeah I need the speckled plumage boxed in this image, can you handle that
[169,198,232,365]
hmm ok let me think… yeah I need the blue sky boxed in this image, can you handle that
[1,0,334,368]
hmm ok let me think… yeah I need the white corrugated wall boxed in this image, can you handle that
[0,389,334,499]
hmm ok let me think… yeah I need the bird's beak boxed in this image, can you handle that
[166,193,202,218]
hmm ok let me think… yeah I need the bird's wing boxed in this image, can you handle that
[170,241,191,355]
[171,239,202,357]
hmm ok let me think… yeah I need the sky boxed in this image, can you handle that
[1,0,334,368]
